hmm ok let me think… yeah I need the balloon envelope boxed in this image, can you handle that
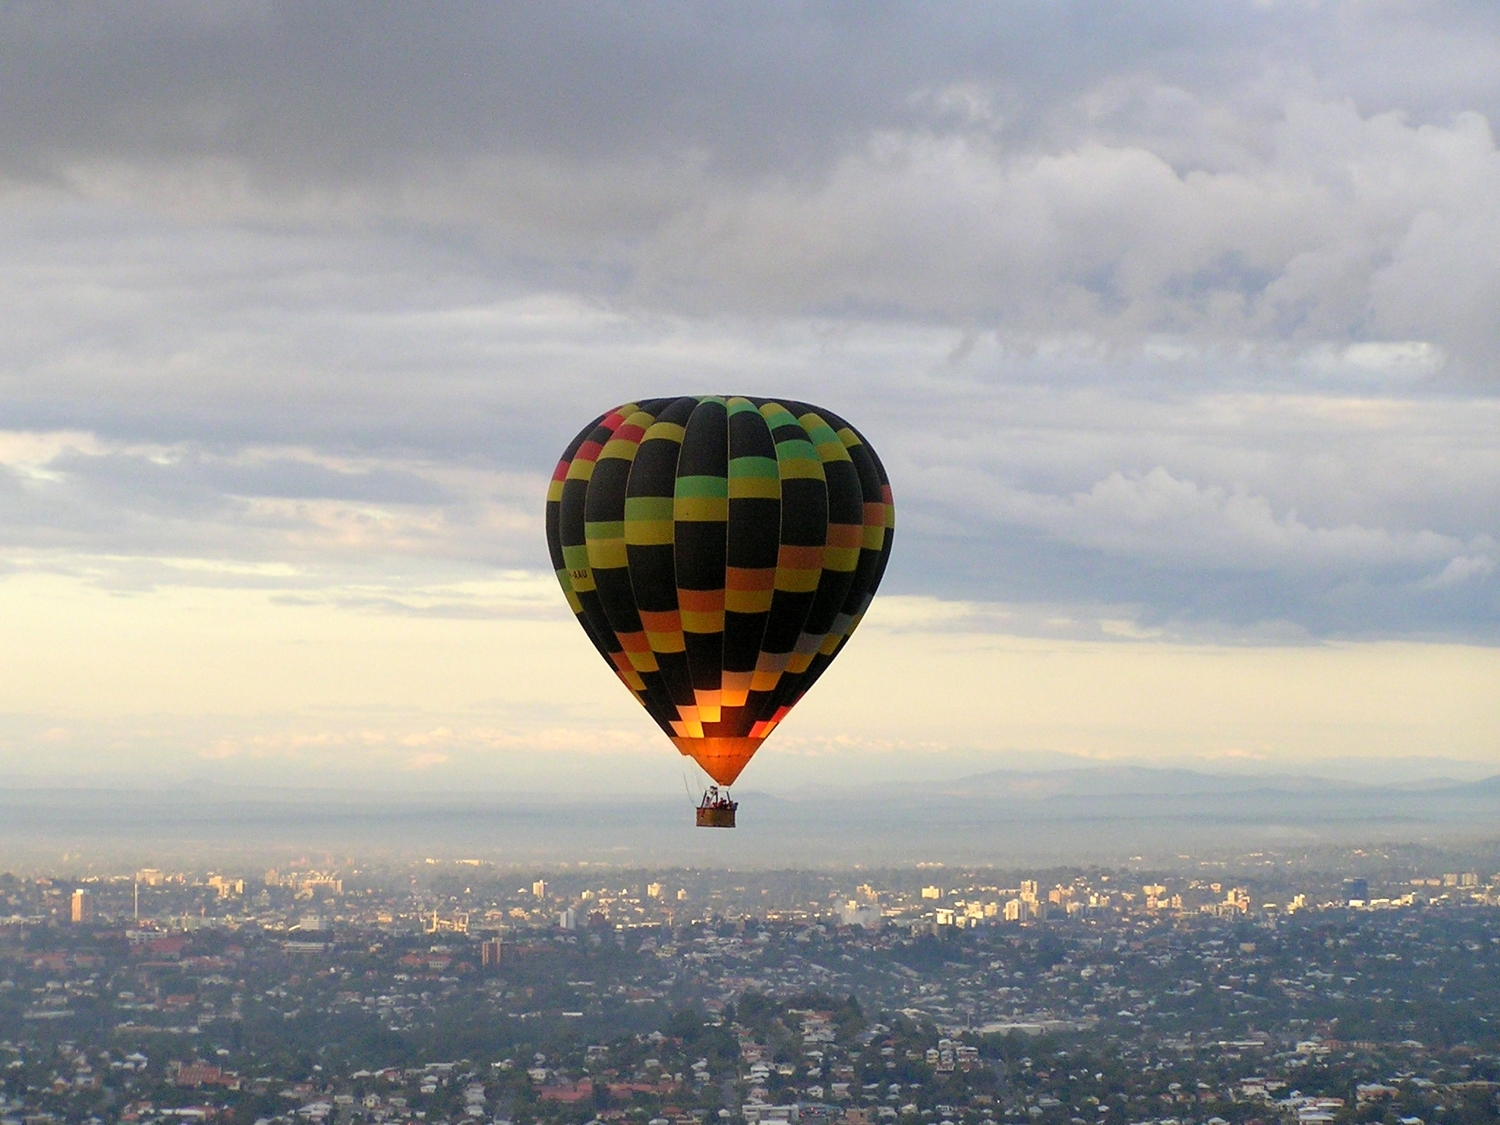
[545,396,895,786]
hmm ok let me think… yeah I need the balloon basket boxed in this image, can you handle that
[696,786,737,828]
[696,805,736,828]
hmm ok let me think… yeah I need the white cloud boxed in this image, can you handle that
[20,91,1500,375]
[609,95,1500,373]
[1421,553,1497,590]
[1300,341,1447,385]
[1016,465,1464,571]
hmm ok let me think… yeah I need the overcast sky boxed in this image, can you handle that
[2,2,1497,792]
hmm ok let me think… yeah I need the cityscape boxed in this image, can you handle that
[1,851,1497,1125]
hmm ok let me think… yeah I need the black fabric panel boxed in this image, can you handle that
[558,475,592,550]
[728,401,777,459]
[820,455,866,527]
[726,496,780,569]
[684,632,723,692]
[591,567,645,637]
[655,650,697,711]
[675,398,729,479]
[583,455,631,523]
[777,479,828,546]
[721,616,767,675]
[754,590,815,660]
[673,520,726,591]
[626,544,678,613]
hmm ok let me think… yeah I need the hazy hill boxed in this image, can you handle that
[0,763,1496,868]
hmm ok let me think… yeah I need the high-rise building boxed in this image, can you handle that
[646,882,663,899]
[480,938,502,967]
[70,889,93,924]
[558,907,577,930]
[920,886,942,900]
[532,880,547,898]
[207,875,244,898]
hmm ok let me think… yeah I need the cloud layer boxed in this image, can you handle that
[1,1,1497,653]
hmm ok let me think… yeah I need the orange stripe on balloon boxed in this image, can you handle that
[777,544,824,570]
[825,522,863,549]
[616,631,652,654]
[677,589,725,613]
[638,610,683,634]
[726,566,776,591]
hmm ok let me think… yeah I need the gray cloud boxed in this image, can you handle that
[1,2,1497,640]
[2,4,1496,368]
[6,4,1499,171]
[7,3,1500,357]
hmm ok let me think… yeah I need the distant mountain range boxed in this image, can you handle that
[896,765,1500,800]
[0,762,1495,868]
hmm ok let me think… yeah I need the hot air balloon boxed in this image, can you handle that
[545,396,895,827]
